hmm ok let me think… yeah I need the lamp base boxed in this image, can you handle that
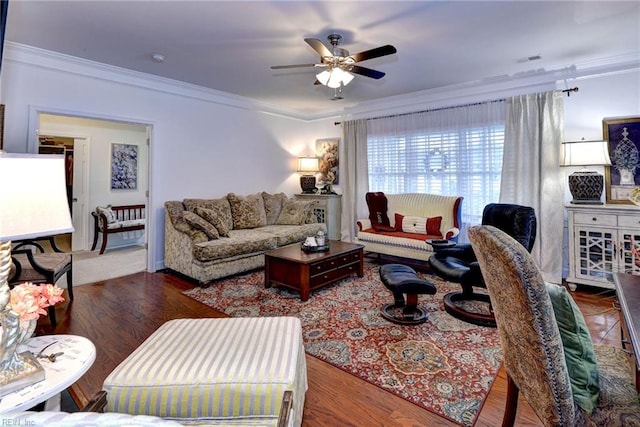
[568,171,604,205]
[300,175,317,194]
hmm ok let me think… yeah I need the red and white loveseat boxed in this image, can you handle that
[356,192,463,262]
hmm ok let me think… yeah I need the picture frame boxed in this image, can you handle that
[316,138,339,185]
[0,104,4,150]
[111,143,138,190]
[604,116,640,204]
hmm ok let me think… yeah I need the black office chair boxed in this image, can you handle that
[428,203,537,327]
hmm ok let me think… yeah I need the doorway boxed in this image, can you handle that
[32,112,152,283]
[37,135,88,251]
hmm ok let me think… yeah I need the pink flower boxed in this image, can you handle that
[8,282,65,323]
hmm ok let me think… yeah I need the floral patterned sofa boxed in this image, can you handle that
[164,192,325,285]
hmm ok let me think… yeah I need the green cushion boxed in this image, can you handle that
[545,282,599,414]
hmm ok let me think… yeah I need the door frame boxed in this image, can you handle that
[27,105,155,271]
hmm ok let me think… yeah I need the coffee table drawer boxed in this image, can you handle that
[310,261,360,287]
[310,252,361,274]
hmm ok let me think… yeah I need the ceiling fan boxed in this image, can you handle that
[271,34,397,89]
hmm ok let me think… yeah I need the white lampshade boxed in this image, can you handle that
[297,157,319,174]
[315,68,354,89]
[560,140,612,167]
[0,153,74,241]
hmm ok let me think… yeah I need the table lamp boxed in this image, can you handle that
[297,157,319,194]
[0,153,74,395]
[560,139,612,204]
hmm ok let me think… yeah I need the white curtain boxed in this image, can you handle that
[340,119,369,242]
[366,101,506,243]
[501,91,564,283]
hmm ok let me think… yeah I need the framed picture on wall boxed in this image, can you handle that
[316,138,339,185]
[111,143,138,190]
[604,116,640,204]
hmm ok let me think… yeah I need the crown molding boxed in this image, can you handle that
[5,42,638,123]
[3,42,312,121]
[342,53,640,121]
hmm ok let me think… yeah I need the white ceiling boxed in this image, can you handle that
[5,1,640,118]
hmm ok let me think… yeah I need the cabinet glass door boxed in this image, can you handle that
[619,231,640,275]
[575,228,615,283]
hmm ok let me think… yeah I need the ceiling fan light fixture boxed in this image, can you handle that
[316,68,354,89]
[316,69,331,86]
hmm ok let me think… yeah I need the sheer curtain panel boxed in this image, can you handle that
[340,119,369,242]
[501,91,564,283]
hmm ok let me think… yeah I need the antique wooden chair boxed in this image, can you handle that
[10,236,72,327]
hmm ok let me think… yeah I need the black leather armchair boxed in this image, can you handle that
[428,203,537,327]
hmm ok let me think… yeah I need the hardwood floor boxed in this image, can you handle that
[39,270,621,426]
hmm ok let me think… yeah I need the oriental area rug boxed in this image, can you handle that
[183,262,502,426]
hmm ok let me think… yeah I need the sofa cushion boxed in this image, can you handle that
[262,192,288,225]
[366,192,394,231]
[260,223,326,247]
[276,200,313,225]
[195,207,230,237]
[183,211,219,240]
[192,229,276,262]
[227,193,268,229]
[395,213,443,236]
[183,198,233,233]
[546,282,599,414]
[164,201,208,243]
[96,205,117,224]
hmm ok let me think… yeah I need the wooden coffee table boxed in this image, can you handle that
[264,240,364,301]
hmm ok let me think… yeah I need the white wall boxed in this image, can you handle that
[561,69,640,204]
[559,69,640,277]
[0,47,337,271]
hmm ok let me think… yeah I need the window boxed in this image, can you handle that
[367,103,505,242]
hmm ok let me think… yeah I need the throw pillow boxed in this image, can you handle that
[261,192,288,225]
[96,205,117,224]
[394,213,442,235]
[183,198,234,232]
[276,200,313,225]
[195,207,230,237]
[366,192,392,231]
[227,193,267,229]
[545,282,599,414]
[183,211,219,240]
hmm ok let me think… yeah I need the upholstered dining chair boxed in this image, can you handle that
[10,236,73,327]
[428,203,537,327]
[468,225,640,426]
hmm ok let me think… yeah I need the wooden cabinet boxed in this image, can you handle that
[294,194,342,240]
[566,204,640,289]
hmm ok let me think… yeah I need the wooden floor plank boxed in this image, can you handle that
[37,271,620,426]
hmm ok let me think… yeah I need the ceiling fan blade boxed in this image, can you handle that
[271,63,319,69]
[304,38,333,58]
[350,45,397,63]
[348,65,386,79]
[314,80,321,85]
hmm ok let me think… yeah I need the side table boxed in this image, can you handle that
[294,193,342,240]
[0,334,96,413]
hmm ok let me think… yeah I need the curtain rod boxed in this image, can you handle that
[334,86,579,126]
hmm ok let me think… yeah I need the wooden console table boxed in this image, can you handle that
[613,272,640,392]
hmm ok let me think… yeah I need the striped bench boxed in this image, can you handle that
[103,317,307,426]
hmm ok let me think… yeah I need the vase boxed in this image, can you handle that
[17,319,36,346]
